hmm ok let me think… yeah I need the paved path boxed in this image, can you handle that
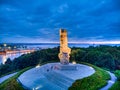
[100,71,117,90]
[0,72,18,84]
[18,63,95,90]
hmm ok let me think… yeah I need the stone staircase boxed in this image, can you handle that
[43,71,75,90]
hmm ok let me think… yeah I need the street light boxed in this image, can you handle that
[4,44,7,47]
[36,64,40,68]
[72,61,76,64]
[8,46,11,49]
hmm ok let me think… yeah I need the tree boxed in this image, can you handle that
[5,58,12,65]
[98,52,115,70]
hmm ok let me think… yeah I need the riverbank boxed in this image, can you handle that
[0,50,35,55]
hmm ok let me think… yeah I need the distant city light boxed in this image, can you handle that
[72,61,76,64]
[8,47,11,49]
[3,55,7,64]
[4,44,7,47]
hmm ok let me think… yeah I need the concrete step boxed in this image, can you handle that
[43,71,74,90]
[44,73,68,89]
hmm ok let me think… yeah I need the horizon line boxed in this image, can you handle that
[1,41,120,45]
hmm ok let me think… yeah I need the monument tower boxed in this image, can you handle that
[58,29,71,65]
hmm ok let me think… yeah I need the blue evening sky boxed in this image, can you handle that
[0,0,120,44]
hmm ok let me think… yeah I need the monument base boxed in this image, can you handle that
[58,64,78,70]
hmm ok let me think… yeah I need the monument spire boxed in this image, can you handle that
[58,28,71,65]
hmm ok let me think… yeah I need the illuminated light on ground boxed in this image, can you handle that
[35,85,43,89]
[32,85,43,90]
[72,61,76,64]
[8,47,11,49]
[36,64,40,68]
[89,67,94,70]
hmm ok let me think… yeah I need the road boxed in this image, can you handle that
[100,71,117,90]
[0,72,18,84]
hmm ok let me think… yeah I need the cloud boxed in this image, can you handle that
[1,35,56,43]
[0,0,120,43]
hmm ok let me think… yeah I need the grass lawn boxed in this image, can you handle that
[69,62,110,90]
[0,67,32,90]
[109,70,120,90]
[109,81,120,90]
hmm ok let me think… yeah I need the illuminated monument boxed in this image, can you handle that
[58,29,71,65]
[18,28,95,90]
[58,29,77,70]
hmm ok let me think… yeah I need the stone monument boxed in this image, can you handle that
[58,29,71,65]
[58,29,77,70]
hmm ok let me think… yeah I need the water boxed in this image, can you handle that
[6,43,120,49]
[24,43,92,49]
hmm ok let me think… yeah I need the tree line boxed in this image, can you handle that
[0,45,120,77]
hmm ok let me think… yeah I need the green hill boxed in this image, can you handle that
[0,62,110,90]
[0,46,120,90]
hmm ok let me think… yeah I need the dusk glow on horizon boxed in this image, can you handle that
[0,0,120,44]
